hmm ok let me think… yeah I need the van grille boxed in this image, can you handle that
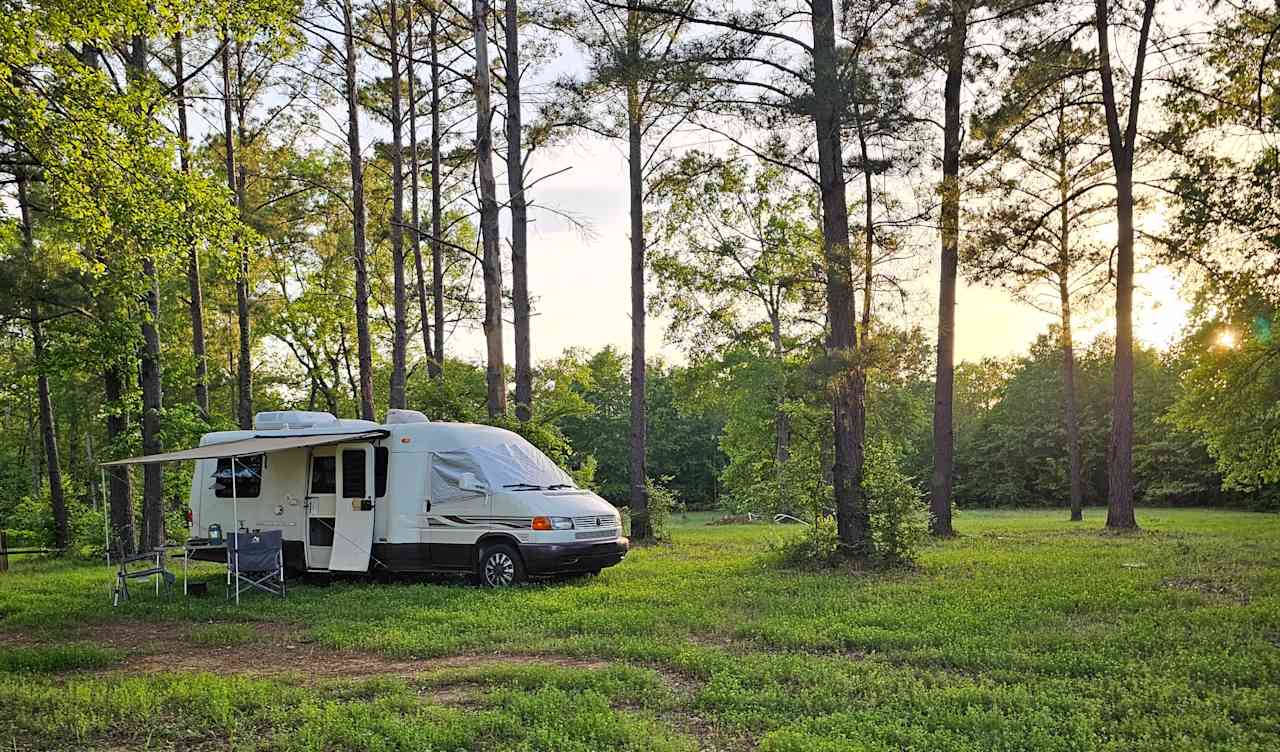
[573,515,617,529]
[575,529,617,540]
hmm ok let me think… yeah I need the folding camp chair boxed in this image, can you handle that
[111,527,176,607]
[226,530,285,603]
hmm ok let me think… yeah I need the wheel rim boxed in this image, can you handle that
[484,551,515,586]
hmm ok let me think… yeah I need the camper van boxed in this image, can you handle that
[187,410,628,585]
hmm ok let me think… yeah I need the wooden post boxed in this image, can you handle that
[1,529,9,573]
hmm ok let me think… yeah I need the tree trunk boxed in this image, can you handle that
[174,31,209,419]
[930,2,967,538]
[139,254,166,550]
[344,0,377,421]
[388,0,409,410]
[430,11,446,379]
[223,29,253,429]
[131,34,166,551]
[18,174,67,550]
[506,0,532,422]
[811,0,868,554]
[103,366,135,556]
[854,98,874,532]
[1095,0,1152,530]
[625,2,651,541]
[34,319,66,549]
[473,0,507,418]
[1107,164,1137,528]
[1057,141,1084,523]
[407,1,433,371]
[770,312,790,513]
[1059,275,1084,521]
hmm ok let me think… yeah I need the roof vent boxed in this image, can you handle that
[253,411,340,431]
[385,409,430,425]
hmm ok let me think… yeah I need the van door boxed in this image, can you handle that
[425,450,491,569]
[331,443,376,572]
[304,450,337,570]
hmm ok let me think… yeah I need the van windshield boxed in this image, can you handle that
[431,440,576,502]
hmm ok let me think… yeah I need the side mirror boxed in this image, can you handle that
[458,472,488,493]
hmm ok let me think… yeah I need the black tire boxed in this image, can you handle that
[477,544,524,587]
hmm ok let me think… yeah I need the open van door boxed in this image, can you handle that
[331,443,375,571]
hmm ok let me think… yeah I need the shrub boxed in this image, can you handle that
[768,441,929,569]
[766,515,842,569]
[641,476,679,542]
[864,440,930,565]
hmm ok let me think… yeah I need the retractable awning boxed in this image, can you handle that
[100,430,388,467]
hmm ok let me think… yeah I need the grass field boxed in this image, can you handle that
[1,508,1278,751]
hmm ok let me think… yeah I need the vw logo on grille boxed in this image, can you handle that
[598,516,609,526]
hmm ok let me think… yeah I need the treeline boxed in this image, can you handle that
[5,0,1280,562]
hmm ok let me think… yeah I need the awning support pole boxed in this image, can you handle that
[232,455,239,606]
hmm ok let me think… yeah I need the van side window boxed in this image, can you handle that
[341,449,367,497]
[213,455,263,498]
[338,446,389,498]
[310,456,335,494]
[375,447,389,498]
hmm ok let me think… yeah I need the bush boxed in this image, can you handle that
[69,504,108,558]
[3,494,52,548]
[766,515,842,569]
[864,440,930,565]
[768,441,929,569]
[641,476,679,542]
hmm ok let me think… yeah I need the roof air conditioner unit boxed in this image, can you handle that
[385,409,430,425]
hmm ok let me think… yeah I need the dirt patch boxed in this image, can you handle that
[116,643,614,683]
[4,618,621,686]
[660,710,757,752]
[1161,576,1250,605]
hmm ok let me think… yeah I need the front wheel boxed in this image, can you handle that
[478,544,524,587]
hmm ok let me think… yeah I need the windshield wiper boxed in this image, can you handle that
[503,483,545,490]
[547,484,576,490]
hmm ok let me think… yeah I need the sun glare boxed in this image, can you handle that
[1215,328,1239,350]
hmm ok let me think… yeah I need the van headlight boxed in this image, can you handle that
[532,516,574,531]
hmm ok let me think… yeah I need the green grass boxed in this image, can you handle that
[1,508,1278,750]
[187,622,259,646]
[0,644,121,674]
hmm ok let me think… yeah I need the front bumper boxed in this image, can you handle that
[519,537,629,575]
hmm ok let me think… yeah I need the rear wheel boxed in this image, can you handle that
[478,544,524,587]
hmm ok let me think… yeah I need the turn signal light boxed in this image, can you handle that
[532,516,574,530]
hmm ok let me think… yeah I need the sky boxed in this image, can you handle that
[436,134,1192,368]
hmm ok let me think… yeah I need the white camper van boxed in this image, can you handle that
[187,410,628,585]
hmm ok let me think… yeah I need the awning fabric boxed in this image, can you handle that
[100,430,388,467]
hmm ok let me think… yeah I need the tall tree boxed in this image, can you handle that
[810,0,870,552]
[387,0,409,410]
[344,0,378,420]
[1095,0,1156,530]
[927,0,975,537]
[562,0,704,540]
[222,28,255,429]
[17,172,67,550]
[406,0,434,373]
[967,50,1112,521]
[430,8,447,379]
[505,0,533,422]
[474,0,507,418]
[128,33,166,550]
[173,30,210,419]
